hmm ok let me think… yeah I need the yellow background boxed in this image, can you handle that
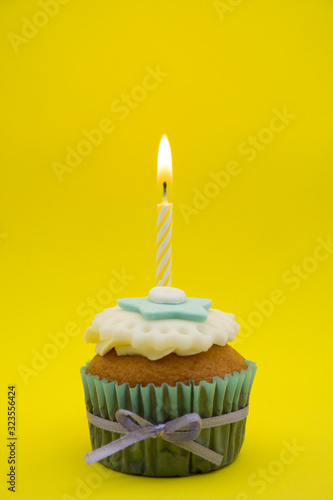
[1,0,332,498]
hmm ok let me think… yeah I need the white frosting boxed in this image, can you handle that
[149,286,186,304]
[84,306,240,360]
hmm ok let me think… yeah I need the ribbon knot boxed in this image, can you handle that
[115,409,202,443]
[85,406,249,467]
[153,423,166,438]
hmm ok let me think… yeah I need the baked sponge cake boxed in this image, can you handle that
[81,286,257,476]
[87,344,248,387]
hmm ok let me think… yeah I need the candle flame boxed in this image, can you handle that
[157,135,172,184]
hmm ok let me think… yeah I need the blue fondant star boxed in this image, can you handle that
[117,297,212,321]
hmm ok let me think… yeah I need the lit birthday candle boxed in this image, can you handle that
[156,135,173,286]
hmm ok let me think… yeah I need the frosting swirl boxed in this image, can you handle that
[84,305,240,361]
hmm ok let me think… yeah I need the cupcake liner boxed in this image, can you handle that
[80,360,257,477]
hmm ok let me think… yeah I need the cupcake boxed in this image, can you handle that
[81,286,256,477]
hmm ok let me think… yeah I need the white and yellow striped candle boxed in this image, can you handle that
[156,135,173,286]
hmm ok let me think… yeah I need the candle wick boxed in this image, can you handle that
[163,181,167,202]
